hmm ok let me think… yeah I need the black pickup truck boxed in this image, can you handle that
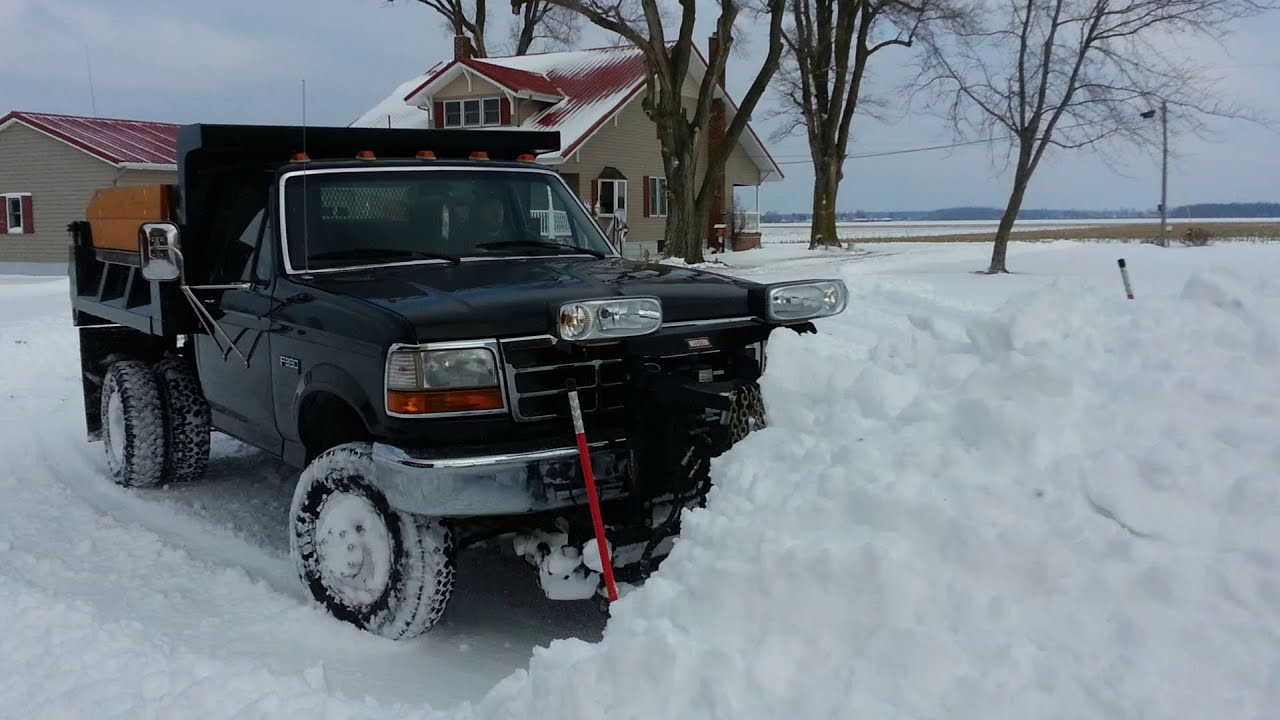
[68,124,847,639]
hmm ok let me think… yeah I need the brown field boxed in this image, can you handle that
[848,221,1280,244]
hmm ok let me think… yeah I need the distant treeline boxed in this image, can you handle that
[760,202,1280,223]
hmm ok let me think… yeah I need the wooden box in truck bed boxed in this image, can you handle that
[86,185,176,252]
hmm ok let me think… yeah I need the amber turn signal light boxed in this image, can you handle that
[516,153,537,162]
[290,152,310,162]
[469,151,489,160]
[387,388,503,415]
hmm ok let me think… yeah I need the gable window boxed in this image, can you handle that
[646,177,668,217]
[443,97,504,128]
[3,193,32,235]
[596,179,627,217]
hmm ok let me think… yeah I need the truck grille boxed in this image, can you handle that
[499,336,759,422]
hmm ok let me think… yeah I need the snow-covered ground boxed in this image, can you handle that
[2,241,1278,719]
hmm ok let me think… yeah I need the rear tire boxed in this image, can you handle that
[101,360,167,488]
[155,357,211,483]
[290,443,456,639]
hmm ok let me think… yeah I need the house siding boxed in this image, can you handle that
[435,73,503,100]
[0,123,175,264]
[555,98,664,258]
[554,95,765,259]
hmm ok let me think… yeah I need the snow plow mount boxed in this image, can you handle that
[517,351,767,602]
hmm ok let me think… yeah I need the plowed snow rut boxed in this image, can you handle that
[0,278,602,712]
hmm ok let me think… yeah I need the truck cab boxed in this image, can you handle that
[69,124,848,638]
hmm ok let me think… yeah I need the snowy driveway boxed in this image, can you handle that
[2,241,1278,719]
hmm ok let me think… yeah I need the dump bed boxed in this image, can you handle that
[67,123,561,338]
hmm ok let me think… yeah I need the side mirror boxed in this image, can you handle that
[139,222,183,282]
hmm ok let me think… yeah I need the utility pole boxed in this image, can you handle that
[1159,99,1168,247]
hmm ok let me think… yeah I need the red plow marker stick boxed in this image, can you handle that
[1118,258,1135,300]
[566,381,619,602]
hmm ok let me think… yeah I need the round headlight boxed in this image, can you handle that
[559,303,594,340]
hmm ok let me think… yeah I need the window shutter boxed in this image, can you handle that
[591,180,599,215]
[0,201,7,233]
[21,195,33,233]
[433,101,445,129]
[500,98,512,126]
[643,176,651,217]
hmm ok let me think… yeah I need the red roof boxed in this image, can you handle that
[355,45,782,181]
[0,111,179,167]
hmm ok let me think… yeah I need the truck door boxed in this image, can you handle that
[193,207,282,455]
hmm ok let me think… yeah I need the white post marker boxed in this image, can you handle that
[566,380,619,602]
[1117,258,1135,300]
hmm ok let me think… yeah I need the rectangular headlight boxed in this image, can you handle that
[385,344,505,417]
[386,348,499,390]
[766,280,848,322]
[558,297,662,341]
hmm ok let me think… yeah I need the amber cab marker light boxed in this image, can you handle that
[290,152,310,162]
[469,151,489,161]
[416,150,437,160]
[387,388,503,415]
[516,153,537,162]
[356,150,376,160]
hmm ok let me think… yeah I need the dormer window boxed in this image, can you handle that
[443,98,503,128]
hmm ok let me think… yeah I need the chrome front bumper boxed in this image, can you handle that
[369,441,631,517]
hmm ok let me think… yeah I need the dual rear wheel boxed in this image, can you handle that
[99,361,455,639]
[101,358,209,488]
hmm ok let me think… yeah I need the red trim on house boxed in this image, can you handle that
[402,58,563,104]
[432,101,446,129]
[643,175,651,217]
[20,195,33,233]
[500,98,512,126]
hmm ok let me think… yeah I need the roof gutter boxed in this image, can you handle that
[120,162,178,172]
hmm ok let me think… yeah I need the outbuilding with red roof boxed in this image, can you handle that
[353,36,782,258]
[0,111,179,265]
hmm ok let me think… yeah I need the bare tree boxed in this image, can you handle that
[388,0,579,56]
[513,0,787,263]
[917,0,1270,273]
[777,0,950,250]
[512,1,583,54]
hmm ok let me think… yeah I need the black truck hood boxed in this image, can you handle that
[298,257,758,341]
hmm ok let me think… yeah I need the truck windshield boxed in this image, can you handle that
[281,168,614,272]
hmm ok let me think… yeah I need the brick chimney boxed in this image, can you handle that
[706,33,727,251]
[707,32,726,88]
[454,35,474,60]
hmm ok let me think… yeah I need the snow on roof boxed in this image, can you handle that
[351,45,782,181]
[0,111,179,169]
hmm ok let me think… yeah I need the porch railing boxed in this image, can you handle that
[529,209,572,236]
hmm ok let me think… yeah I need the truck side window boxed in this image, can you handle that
[220,209,265,283]
[254,216,275,281]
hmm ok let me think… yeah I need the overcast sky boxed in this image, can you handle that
[2,0,1276,212]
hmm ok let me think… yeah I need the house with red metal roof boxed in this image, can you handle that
[353,37,782,258]
[0,111,179,265]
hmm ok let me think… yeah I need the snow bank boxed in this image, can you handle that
[466,266,1280,720]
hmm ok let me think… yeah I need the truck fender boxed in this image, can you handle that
[287,362,380,440]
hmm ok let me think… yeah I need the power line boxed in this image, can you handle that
[772,120,1111,166]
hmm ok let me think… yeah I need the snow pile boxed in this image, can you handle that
[467,266,1280,720]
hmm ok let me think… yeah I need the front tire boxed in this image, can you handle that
[289,443,456,639]
[101,360,167,488]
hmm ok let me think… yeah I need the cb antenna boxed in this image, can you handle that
[84,46,99,117]
[301,79,310,272]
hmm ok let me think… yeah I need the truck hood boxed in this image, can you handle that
[298,257,758,341]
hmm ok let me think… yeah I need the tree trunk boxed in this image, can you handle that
[663,149,704,263]
[809,157,842,249]
[989,173,1030,274]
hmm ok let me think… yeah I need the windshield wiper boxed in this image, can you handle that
[475,240,607,259]
[308,248,462,265]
